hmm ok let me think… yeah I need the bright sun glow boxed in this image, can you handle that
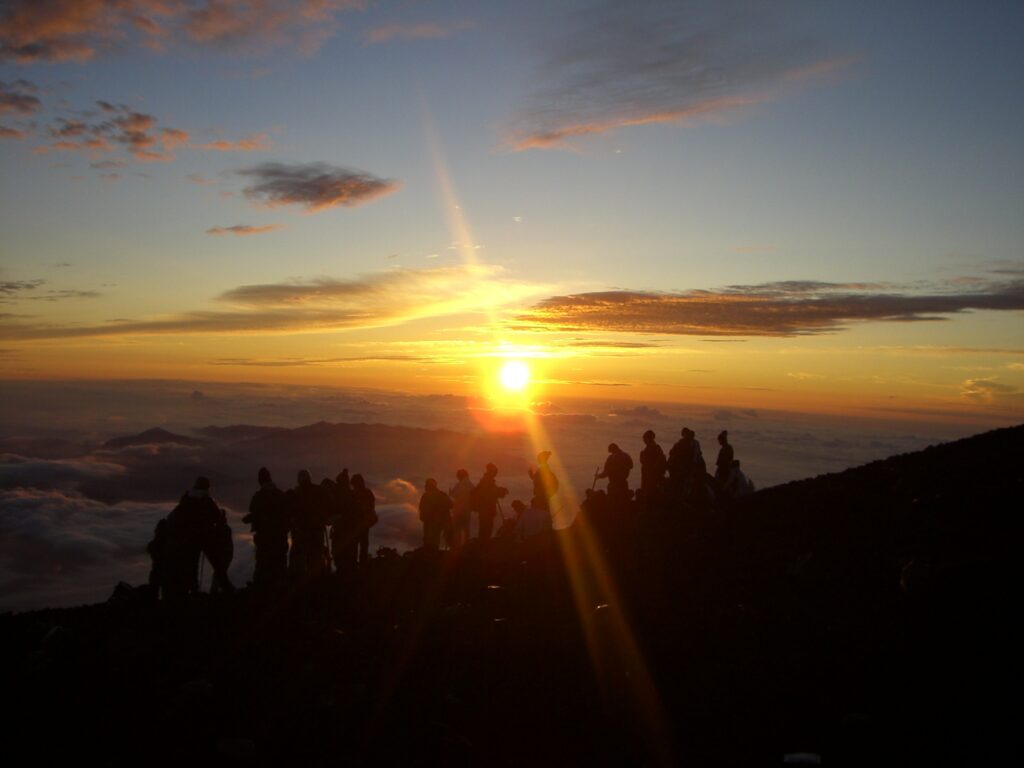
[499,360,530,392]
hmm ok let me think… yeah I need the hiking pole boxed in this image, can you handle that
[591,466,600,491]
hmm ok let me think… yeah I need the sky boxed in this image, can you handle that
[1,0,1022,609]
[0,0,1021,421]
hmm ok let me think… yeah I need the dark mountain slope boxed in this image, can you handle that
[3,425,1020,766]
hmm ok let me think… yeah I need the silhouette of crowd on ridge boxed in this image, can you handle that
[146,427,754,600]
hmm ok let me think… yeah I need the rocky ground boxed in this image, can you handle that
[3,425,1020,766]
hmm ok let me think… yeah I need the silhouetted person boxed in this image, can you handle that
[328,469,359,574]
[351,473,377,565]
[668,427,705,497]
[474,462,508,541]
[242,467,289,588]
[528,451,559,513]
[639,430,667,511]
[449,468,474,549]
[287,469,330,581]
[419,478,452,551]
[596,442,633,501]
[715,430,734,484]
[206,508,234,594]
[162,476,220,600]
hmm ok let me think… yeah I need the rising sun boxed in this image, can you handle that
[498,360,531,392]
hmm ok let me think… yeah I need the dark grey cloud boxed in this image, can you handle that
[506,0,852,149]
[237,162,400,212]
[0,0,365,64]
[0,78,39,114]
[0,279,44,298]
[517,279,1024,337]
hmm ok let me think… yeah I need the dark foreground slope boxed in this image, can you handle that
[3,426,1021,766]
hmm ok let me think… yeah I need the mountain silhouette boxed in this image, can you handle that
[102,427,201,449]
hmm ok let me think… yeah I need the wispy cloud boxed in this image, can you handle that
[237,162,400,212]
[0,0,366,64]
[504,1,853,150]
[0,264,545,340]
[363,19,475,45]
[212,354,430,366]
[515,279,1024,337]
[961,377,1018,403]
[206,224,283,236]
[0,279,44,299]
[198,132,270,151]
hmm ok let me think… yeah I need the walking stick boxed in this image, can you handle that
[591,466,600,491]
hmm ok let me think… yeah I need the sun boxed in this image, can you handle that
[498,360,531,392]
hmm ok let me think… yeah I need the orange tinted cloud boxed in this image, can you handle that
[0,1,366,63]
[362,20,474,45]
[198,132,270,151]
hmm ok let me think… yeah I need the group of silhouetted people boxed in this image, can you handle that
[587,428,755,518]
[147,427,754,600]
[418,450,560,552]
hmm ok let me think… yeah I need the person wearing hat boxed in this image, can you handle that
[529,450,559,513]
[596,442,634,501]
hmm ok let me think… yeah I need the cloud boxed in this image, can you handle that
[198,132,271,151]
[0,123,30,139]
[0,279,44,298]
[516,279,1024,337]
[206,224,283,236]
[212,354,429,366]
[504,1,853,150]
[0,0,366,64]
[608,405,664,420]
[0,78,39,114]
[362,20,475,45]
[34,101,190,161]
[563,339,662,349]
[0,264,545,340]
[0,487,168,611]
[237,162,400,212]
[0,453,126,490]
[961,377,1018,403]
